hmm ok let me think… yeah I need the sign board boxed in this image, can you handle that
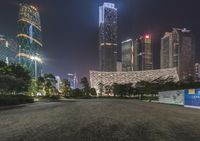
[159,90,184,105]
[184,89,200,109]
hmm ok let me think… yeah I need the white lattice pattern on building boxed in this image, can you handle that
[90,68,179,94]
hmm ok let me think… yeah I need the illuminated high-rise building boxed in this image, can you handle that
[67,73,78,89]
[0,35,17,64]
[194,63,200,82]
[135,35,153,71]
[160,28,195,80]
[161,32,174,69]
[121,39,134,71]
[17,4,43,79]
[99,3,117,72]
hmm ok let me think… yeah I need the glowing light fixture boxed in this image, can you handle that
[145,35,150,39]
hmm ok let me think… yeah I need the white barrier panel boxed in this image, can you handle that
[159,90,184,105]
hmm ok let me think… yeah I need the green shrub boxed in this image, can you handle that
[36,95,61,102]
[0,95,34,106]
[49,95,60,100]
[141,96,158,101]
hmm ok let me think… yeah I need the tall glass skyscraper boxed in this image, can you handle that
[121,39,134,71]
[17,4,43,79]
[99,3,117,72]
[161,28,195,80]
[134,35,153,71]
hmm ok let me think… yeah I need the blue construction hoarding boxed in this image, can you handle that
[184,89,200,109]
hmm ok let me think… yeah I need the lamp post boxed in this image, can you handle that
[31,55,42,80]
[18,45,21,63]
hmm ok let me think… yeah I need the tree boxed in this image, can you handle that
[125,83,134,96]
[98,83,104,96]
[36,76,46,95]
[135,81,147,99]
[70,88,83,98]
[80,77,90,96]
[9,64,31,93]
[60,79,71,96]
[90,88,97,96]
[105,85,112,96]
[28,80,37,96]
[0,61,31,95]
[36,73,58,96]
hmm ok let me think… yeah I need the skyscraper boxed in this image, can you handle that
[121,39,134,71]
[67,73,78,89]
[194,63,200,82]
[160,28,195,80]
[99,3,117,72]
[135,35,153,71]
[17,4,43,79]
[161,32,173,69]
[0,35,17,64]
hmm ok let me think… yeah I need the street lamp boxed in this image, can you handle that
[31,55,42,80]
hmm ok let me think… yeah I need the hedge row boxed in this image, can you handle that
[0,95,34,106]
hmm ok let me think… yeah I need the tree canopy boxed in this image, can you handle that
[0,61,31,94]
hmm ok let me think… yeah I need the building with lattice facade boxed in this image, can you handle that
[0,35,17,64]
[99,3,117,72]
[17,4,43,79]
[90,68,179,96]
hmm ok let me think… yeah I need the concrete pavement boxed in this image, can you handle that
[0,99,200,141]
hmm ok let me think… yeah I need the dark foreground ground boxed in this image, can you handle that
[0,99,200,141]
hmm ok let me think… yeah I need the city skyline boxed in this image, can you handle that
[0,0,200,78]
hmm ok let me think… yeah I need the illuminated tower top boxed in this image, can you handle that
[99,2,118,72]
[18,4,41,31]
[99,2,117,26]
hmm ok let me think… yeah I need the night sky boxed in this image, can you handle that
[0,0,200,79]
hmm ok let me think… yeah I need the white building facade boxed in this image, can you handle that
[90,68,179,96]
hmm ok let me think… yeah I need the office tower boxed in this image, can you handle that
[116,61,122,72]
[121,39,134,71]
[161,32,173,69]
[194,63,200,82]
[17,4,43,79]
[67,73,78,89]
[160,28,195,80]
[135,35,153,71]
[99,2,117,72]
[0,35,17,64]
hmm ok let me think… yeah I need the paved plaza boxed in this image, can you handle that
[0,99,200,141]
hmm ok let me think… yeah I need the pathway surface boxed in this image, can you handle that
[0,99,200,141]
